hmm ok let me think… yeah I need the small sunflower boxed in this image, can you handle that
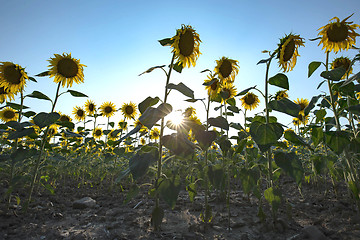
[204,73,221,99]
[84,99,96,115]
[293,113,309,126]
[214,57,239,83]
[171,24,201,68]
[93,127,103,139]
[277,33,305,72]
[72,106,86,122]
[58,112,72,122]
[121,102,137,120]
[274,90,289,100]
[294,98,309,113]
[150,128,160,140]
[118,120,128,130]
[183,106,196,118]
[240,92,260,111]
[0,86,15,104]
[100,101,116,118]
[48,53,86,88]
[0,62,28,94]
[330,56,353,79]
[318,14,360,53]
[220,83,237,102]
[0,107,18,122]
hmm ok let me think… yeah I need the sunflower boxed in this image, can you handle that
[48,124,59,137]
[274,90,289,100]
[0,62,28,94]
[214,57,239,83]
[108,129,119,141]
[58,112,72,122]
[93,127,103,139]
[183,106,196,118]
[240,92,260,111]
[84,99,96,115]
[48,53,86,88]
[204,73,221,99]
[150,128,160,140]
[294,98,309,113]
[276,33,305,72]
[318,14,360,53]
[100,101,116,118]
[171,24,201,68]
[330,56,353,79]
[0,107,18,122]
[72,106,86,122]
[140,137,146,145]
[293,113,309,126]
[118,120,128,130]
[0,86,15,104]
[220,82,237,102]
[121,102,137,120]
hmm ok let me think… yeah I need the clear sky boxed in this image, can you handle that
[1,0,360,133]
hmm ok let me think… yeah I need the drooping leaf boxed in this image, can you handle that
[162,133,196,157]
[311,126,324,147]
[151,206,164,230]
[268,73,289,90]
[304,95,321,116]
[308,61,322,78]
[138,96,160,114]
[28,76,37,82]
[226,98,236,106]
[6,102,29,110]
[159,176,182,209]
[67,90,88,97]
[138,103,172,129]
[320,67,346,81]
[341,71,360,86]
[284,130,311,149]
[264,187,282,214]
[26,91,52,101]
[274,151,304,186]
[158,38,174,46]
[348,104,360,115]
[129,152,157,180]
[172,61,183,73]
[23,111,36,118]
[33,112,60,129]
[138,65,165,76]
[208,164,225,190]
[208,116,229,130]
[7,127,35,140]
[239,168,260,195]
[314,109,327,123]
[268,98,300,117]
[167,82,194,99]
[193,130,217,151]
[35,71,50,77]
[236,85,257,96]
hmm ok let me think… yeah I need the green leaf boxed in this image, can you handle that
[138,65,165,76]
[315,109,327,123]
[28,76,37,82]
[348,104,360,115]
[173,61,183,73]
[193,130,217,151]
[151,207,164,230]
[320,67,346,81]
[304,95,321,116]
[67,90,88,97]
[6,121,23,131]
[268,98,300,117]
[167,82,194,99]
[208,116,229,130]
[274,151,304,185]
[158,38,174,46]
[35,71,50,77]
[7,127,35,140]
[159,176,182,209]
[264,187,282,214]
[324,131,350,155]
[284,130,311,148]
[236,86,257,96]
[138,96,160,114]
[227,105,240,113]
[249,121,283,147]
[308,61,322,78]
[226,98,236,106]
[311,126,324,147]
[26,91,52,101]
[56,120,75,130]
[23,111,36,118]
[268,73,289,90]
[138,103,172,129]
[257,57,272,65]
[208,164,225,190]
[6,102,29,110]
[162,133,196,157]
[33,112,60,129]
[10,148,37,163]
[239,168,260,195]
[123,185,139,204]
[129,152,156,180]
[202,77,217,86]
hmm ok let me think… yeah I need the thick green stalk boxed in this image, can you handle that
[264,59,273,187]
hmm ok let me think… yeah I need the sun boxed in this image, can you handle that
[167,110,184,128]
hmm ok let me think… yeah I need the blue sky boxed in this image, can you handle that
[1,0,360,133]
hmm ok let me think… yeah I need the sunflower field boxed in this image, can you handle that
[1,14,360,240]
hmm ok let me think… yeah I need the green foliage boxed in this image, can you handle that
[159,176,182,209]
[274,151,304,185]
[33,112,60,129]
[208,116,229,130]
[138,96,160,114]
[249,121,283,147]
[268,98,300,117]
[308,61,322,78]
[268,73,289,90]
[167,82,194,99]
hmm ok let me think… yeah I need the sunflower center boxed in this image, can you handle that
[95,130,102,136]
[245,95,256,105]
[60,115,70,122]
[179,30,195,57]
[57,58,79,78]
[4,65,21,84]
[219,60,232,78]
[282,39,295,62]
[105,106,113,114]
[327,23,348,43]
[4,110,15,119]
[299,103,306,111]
[88,104,95,112]
[125,106,134,115]
[77,109,84,117]
[211,80,218,90]
[222,89,231,99]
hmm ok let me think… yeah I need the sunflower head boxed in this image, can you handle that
[93,127,103,139]
[204,73,221,99]
[240,92,260,111]
[72,106,86,122]
[58,112,72,122]
[0,62,28,94]
[274,90,289,100]
[84,99,96,115]
[220,83,237,102]
[183,106,196,118]
[214,57,239,83]
[276,33,305,72]
[330,56,353,79]
[100,101,116,118]
[171,25,201,68]
[48,53,86,88]
[0,107,18,122]
[293,113,309,126]
[0,86,15,104]
[150,128,160,140]
[318,14,360,53]
[294,98,309,113]
[121,102,137,120]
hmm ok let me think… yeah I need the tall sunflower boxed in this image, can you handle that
[214,57,239,83]
[0,62,28,94]
[277,33,305,72]
[121,102,137,120]
[171,24,201,68]
[294,98,309,113]
[318,14,360,53]
[274,90,289,100]
[72,106,86,121]
[84,99,96,115]
[240,92,260,111]
[0,107,18,122]
[93,127,103,139]
[204,73,221,99]
[100,101,116,118]
[0,86,15,104]
[48,53,86,88]
[220,82,237,102]
[330,56,353,79]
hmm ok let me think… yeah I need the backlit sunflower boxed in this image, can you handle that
[0,86,15,104]
[204,73,221,99]
[118,120,128,130]
[48,124,59,137]
[330,56,353,79]
[121,102,137,120]
[58,112,72,122]
[171,24,201,68]
[277,33,305,72]
[150,128,160,140]
[100,101,116,118]
[72,106,86,121]
[48,53,86,88]
[274,90,289,100]
[240,92,260,111]
[293,113,309,126]
[0,62,28,94]
[93,127,103,139]
[294,98,309,113]
[84,99,96,115]
[220,83,237,102]
[214,57,239,83]
[318,14,360,53]
[183,106,196,118]
[0,107,18,122]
